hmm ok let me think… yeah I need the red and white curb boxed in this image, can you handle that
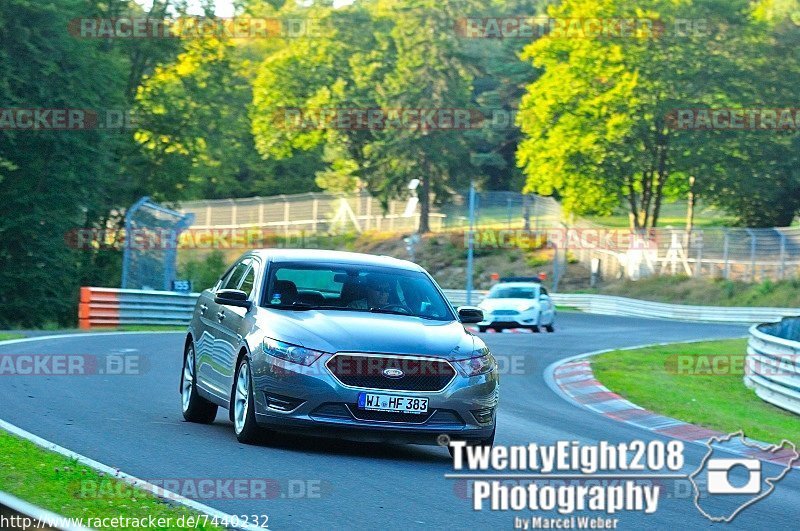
[465,326,535,334]
[547,340,799,470]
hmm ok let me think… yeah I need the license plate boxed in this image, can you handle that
[357,392,428,414]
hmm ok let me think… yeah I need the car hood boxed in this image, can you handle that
[255,309,479,360]
[479,298,539,312]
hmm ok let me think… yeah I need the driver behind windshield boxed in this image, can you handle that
[348,275,393,309]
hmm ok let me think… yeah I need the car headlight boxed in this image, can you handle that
[262,338,324,366]
[524,306,540,312]
[454,349,496,377]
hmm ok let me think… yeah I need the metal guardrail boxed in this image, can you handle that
[78,287,198,328]
[79,287,800,327]
[745,319,800,415]
[0,490,93,530]
[443,289,799,324]
[546,293,800,324]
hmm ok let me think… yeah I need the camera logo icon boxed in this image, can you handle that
[690,431,799,522]
[706,458,761,495]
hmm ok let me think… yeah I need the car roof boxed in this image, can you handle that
[248,248,424,272]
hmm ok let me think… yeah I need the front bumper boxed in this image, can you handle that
[478,309,539,328]
[250,351,499,445]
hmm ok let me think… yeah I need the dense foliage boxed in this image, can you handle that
[0,0,797,326]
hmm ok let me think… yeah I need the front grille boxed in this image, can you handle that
[492,309,520,316]
[309,403,351,420]
[326,354,456,392]
[427,409,465,427]
[347,405,433,424]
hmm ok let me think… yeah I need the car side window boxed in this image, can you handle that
[540,287,549,296]
[238,264,256,297]
[221,260,250,290]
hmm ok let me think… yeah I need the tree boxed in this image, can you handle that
[0,0,130,326]
[515,0,792,229]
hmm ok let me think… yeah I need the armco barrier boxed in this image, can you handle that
[80,287,800,328]
[745,318,800,415]
[443,290,799,324]
[78,287,199,328]
[0,489,93,531]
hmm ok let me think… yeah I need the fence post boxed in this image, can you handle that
[523,195,530,231]
[722,229,729,279]
[312,198,319,232]
[694,231,704,277]
[746,228,756,282]
[284,199,290,237]
[779,230,786,280]
[552,245,561,293]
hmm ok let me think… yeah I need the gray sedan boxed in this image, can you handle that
[180,249,498,454]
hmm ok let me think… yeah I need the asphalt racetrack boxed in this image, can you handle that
[1,313,798,530]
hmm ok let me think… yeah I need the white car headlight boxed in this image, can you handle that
[263,338,324,366]
[454,348,496,377]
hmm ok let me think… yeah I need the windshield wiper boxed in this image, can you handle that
[268,302,315,311]
[367,307,412,316]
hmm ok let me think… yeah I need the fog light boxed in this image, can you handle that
[264,392,304,412]
[471,407,494,424]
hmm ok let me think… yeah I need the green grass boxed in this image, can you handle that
[0,431,225,530]
[583,199,735,229]
[0,333,24,341]
[589,275,800,307]
[593,339,800,445]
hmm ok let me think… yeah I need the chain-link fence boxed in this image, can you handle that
[176,190,800,283]
[121,197,194,290]
[179,192,443,234]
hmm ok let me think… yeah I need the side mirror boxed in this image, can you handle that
[457,306,484,324]
[215,289,252,310]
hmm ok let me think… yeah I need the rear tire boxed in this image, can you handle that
[233,358,262,444]
[181,344,218,424]
[477,326,488,333]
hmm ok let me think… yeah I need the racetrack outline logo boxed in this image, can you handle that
[689,431,799,522]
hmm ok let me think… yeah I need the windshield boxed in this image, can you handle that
[263,262,455,322]
[487,285,539,299]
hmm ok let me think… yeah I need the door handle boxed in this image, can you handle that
[216,311,225,322]
[199,304,208,315]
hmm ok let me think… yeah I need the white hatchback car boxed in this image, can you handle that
[476,279,556,333]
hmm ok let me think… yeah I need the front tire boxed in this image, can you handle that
[181,344,217,424]
[447,428,496,458]
[478,326,488,333]
[544,323,555,333]
[233,358,262,444]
